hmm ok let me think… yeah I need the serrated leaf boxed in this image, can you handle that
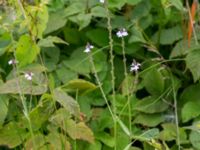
[186,50,200,82]
[16,35,40,67]
[25,133,46,150]
[53,88,80,116]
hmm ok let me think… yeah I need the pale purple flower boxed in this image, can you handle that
[84,43,94,53]
[24,72,34,81]
[130,60,141,72]
[116,28,128,38]
[8,59,18,65]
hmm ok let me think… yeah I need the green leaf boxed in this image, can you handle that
[143,68,165,95]
[0,32,12,56]
[108,0,126,9]
[134,113,165,127]
[53,88,80,117]
[16,35,40,67]
[0,122,28,148]
[46,132,71,150]
[44,10,67,34]
[129,26,146,43]
[0,75,47,95]
[86,28,109,47]
[190,130,200,149]
[0,95,9,127]
[186,50,200,82]
[133,128,160,141]
[159,123,187,142]
[56,67,77,84]
[63,79,97,94]
[87,140,102,150]
[126,0,142,5]
[96,132,115,147]
[25,133,46,150]
[170,39,200,58]
[91,6,107,18]
[134,96,169,114]
[54,118,94,143]
[152,25,183,45]
[182,101,200,123]
[38,36,68,47]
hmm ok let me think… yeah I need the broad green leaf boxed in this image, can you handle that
[186,50,200,82]
[16,35,40,67]
[96,132,115,147]
[143,68,165,95]
[69,13,92,30]
[56,119,94,143]
[53,88,80,116]
[46,132,71,150]
[134,113,165,127]
[159,123,187,142]
[25,133,46,150]
[190,130,200,149]
[152,25,183,45]
[18,63,47,73]
[0,95,9,127]
[126,0,142,5]
[133,128,160,141]
[0,32,12,56]
[181,101,200,123]
[44,10,67,34]
[87,140,102,150]
[0,75,47,95]
[108,0,126,9]
[0,122,28,148]
[170,39,200,58]
[63,79,97,94]
[86,28,109,47]
[64,2,85,17]
[91,6,107,18]
[56,67,77,84]
[38,36,68,47]
[129,26,146,43]
[134,96,169,114]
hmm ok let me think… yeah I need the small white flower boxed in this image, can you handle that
[99,0,105,3]
[24,72,34,81]
[130,60,141,72]
[8,59,18,65]
[116,28,128,38]
[84,43,94,53]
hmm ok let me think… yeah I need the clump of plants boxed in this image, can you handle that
[0,0,200,149]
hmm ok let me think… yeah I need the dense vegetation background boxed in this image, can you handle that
[0,0,200,149]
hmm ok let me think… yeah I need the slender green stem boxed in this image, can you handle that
[89,54,115,119]
[105,2,117,149]
[171,74,181,150]
[121,38,132,135]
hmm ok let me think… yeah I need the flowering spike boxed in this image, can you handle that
[116,28,128,38]
[130,60,141,72]
[24,72,34,81]
[84,43,94,53]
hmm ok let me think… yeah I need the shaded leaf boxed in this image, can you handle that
[38,36,68,47]
[53,88,80,116]
[0,95,9,127]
